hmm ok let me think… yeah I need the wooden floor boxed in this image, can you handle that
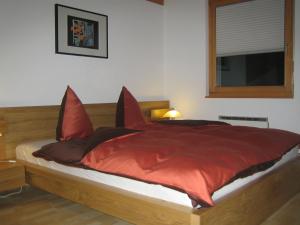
[0,186,132,225]
[1,186,300,225]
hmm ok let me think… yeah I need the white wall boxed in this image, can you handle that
[0,0,164,106]
[164,0,300,133]
[2,0,299,133]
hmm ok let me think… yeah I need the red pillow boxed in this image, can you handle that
[56,86,94,141]
[115,87,147,128]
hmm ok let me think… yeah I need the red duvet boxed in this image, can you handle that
[81,124,300,206]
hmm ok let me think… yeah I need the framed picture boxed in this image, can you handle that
[55,4,108,58]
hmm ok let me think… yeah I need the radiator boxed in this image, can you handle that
[219,115,269,128]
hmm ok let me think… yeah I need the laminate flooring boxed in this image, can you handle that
[0,186,132,225]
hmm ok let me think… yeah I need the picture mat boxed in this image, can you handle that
[56,5,108,58]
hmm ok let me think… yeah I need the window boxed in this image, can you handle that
[208,0,294,98]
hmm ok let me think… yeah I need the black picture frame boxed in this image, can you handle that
[55,4,108,58]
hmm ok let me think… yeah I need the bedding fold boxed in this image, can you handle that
[32,122,300,207]
[81,124,300,206]
[33,127,141,166]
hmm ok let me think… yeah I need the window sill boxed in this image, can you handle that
[207,86,293,98]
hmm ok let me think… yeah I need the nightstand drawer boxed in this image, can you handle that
[0,163,25,192]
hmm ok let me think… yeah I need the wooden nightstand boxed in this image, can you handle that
[0,161,25,192]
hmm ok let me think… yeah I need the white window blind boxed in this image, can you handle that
[216,0,285,57]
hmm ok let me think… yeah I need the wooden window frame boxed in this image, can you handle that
[208,0,294,98]
[146,0,164,5]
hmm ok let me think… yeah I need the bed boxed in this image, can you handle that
[16,138,300,208]
[1,101,300,225]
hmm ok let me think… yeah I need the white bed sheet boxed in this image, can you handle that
[16,139,299,207]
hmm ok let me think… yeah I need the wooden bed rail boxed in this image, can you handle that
[21,157,300,225]
[195,156,300,225]
[22,160,198,225]
[0,101,169,160]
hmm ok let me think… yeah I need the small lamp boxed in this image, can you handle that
[163,109,182,120]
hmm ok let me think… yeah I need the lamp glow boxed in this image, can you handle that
[163,109,182,120]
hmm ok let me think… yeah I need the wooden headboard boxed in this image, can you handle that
[0,101,169,160]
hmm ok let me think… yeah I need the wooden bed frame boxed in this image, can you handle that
[1,102,300,225]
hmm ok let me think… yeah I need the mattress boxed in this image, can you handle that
[16,139,299,208]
